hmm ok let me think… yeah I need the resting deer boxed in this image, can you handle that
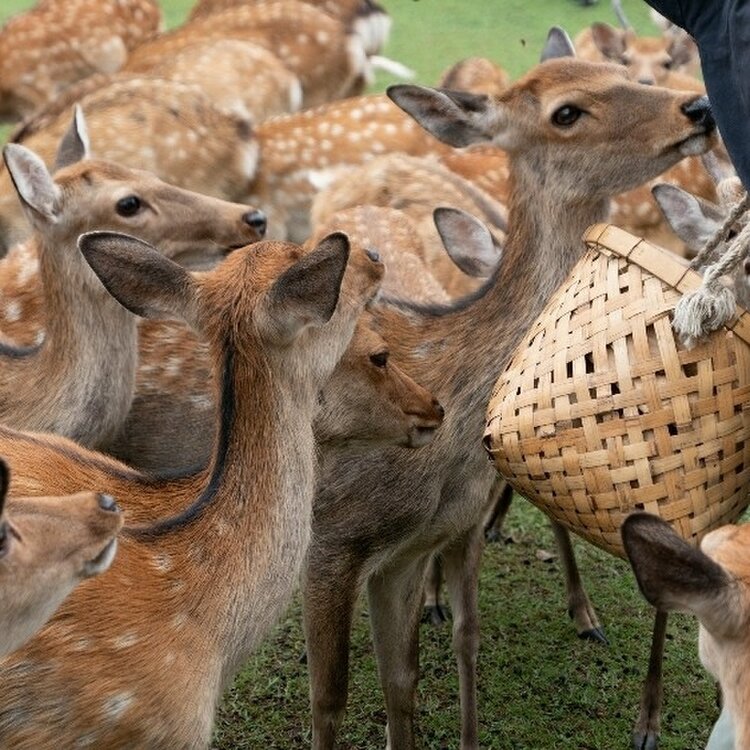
[0,113,265,448]
[437,57,511,98]
[126,1,377,108]
[0,80,260,255]
[0,224,383,748]
[301,28,715,750]
[0,458,122,658]
[0,0,161,122]
[623,514,750,750]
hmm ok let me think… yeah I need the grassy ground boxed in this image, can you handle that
[0,1,719,749]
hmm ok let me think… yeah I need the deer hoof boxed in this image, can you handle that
[632,729,659,750]
[422,604,450,626]
[577,626,609,645]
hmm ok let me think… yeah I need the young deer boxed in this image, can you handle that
[248,94,453,241]
[437,57,511,98]
[623,514,750,750]
[301,30,715,750]
[0,116,265,448]
[126,1,374,109]
[0,458,122,658]
[0,0,161,123]
[0,226,383,748]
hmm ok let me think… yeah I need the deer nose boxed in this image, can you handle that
[637,78,654,86]
[433,399,445,419]
[681,96,715,130]
[365,247,381,262]
[243,209,267,238]
[98,494,119,512]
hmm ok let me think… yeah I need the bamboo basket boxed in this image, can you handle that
[484,224,750,558]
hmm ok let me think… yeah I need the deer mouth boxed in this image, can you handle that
[82,538,118,578]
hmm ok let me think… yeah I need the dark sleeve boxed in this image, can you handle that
[642,0,685,27]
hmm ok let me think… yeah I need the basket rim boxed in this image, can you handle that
[583,223,750,347]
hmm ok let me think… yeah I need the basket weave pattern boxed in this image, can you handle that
[484,225,750,558]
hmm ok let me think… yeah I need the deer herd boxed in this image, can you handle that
[0,0,744,748]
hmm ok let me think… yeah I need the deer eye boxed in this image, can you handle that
[551,105,582,128]
[370,351,388,368]
[116,195,142,217]
[0,522,9,559]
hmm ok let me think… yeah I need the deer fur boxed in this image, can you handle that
[0,458,122,658]
[0,0,161,123]
[0,226,383,748]
[0,119,265,448]
[623,514,750,750]
[437,57,511,98]
[301,37,716,750]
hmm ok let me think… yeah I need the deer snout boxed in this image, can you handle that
[243,209,268,239]
[681,96,715,131]
[98,494,119,513]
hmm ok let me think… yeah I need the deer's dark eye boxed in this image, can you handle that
[116,195,142,217]
[0,523,9,559]
[551,105,582,127]
[370,351,388,368]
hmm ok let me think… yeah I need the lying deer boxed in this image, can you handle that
[0,0,161,122]
[437,57,511,98]
[0,458,122,658]
[301,28,716,750]
[0,112,265,448]
[126,1,375,108]
[623,514,750,750]
[0,225,383,747]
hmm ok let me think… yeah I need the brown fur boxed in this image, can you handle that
[437,57,511,98]
[0,232,383,748]
[302,58,716,749]
[0,0,161,123]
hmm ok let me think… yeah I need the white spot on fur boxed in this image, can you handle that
[112,632,139,649]
[102,692,134,721]
[152,552,172,572]
[3,300,21,322]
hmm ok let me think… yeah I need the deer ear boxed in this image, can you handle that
[652,183,723,253]
[541,26,576,61]
[3,144,60,224]
[387,84,501,148]
[590,23,626,60]
[78,231,197,324]
[54,105,91,171]
[433,207,502,278]
[667,30,697,69]
[622,513,742,638]
[260,233,349,344]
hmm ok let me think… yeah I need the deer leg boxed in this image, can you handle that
[550,520,607,643]
[302,554,362,750]
[422,554,450,626]
[484,479,513,543]
[442,522,484,750]
[367,557,429,750]
[633,610,668,750]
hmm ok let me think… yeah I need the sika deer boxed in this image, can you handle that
[0,226,382,748]
[0,114,265,448]
[0,0,161,122]
[437,57,511,98]
[301,30,715,750]
[623,514,750,750]
[0,458,122,658]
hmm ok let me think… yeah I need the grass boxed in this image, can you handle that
[0,1,719,748]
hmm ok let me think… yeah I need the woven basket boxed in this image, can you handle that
[484,224,750,558]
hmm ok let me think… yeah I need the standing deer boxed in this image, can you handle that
[0,225,383,748]
[623,514,750,750]
[0,113,265,448]
[301,29,715,750]
[0,458,122,658]
[0,0,161,122]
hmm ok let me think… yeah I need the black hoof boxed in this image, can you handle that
[485,527,502,543]
[632,730,659,750]
[422,604,450,626]
[578,627,609,645]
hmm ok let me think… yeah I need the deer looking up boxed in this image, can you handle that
[0,0,161,123]
[299,29,716,750]
[0,225,383,748]
[0,112,266,449]
[0,458,122,658]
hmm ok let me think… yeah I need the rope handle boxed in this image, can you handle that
[672,190,750,348]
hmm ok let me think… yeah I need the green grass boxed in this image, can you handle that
[0,2,718,748]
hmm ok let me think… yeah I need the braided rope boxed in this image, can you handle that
[673,191,750,348]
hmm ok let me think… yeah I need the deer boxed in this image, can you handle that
[437,57,511,98]
[0,458,123,658]
[298,27,716,750]
[125,1,381,109]
[623,513,750,750]
[247,94,454,241]
[0,111,266,449]
[0,220,385,748]
[0,0,161,123]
